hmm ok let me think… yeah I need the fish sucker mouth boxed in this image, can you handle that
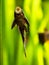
[15,6,22,14]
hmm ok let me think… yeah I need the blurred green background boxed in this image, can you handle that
[1,0,49,65]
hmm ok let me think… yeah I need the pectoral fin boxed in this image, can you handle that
[11,19,16,29]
